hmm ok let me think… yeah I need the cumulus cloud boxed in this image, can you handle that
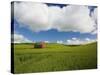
[65,37,96,45]
[14,2,50,32]
[85,38,90,41]
[92,30,97,34]
[66,38,82,45]
[91,8,97,23]
[57,40,63,44]
[52,5,95,33]
[13,2,97,34]
[72,37,77,40]
[91,8,97,34]
[44,41,49,43]
[55,37,96,45]
[12,33,32,43]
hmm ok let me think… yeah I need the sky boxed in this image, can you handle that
[11,2,97,44]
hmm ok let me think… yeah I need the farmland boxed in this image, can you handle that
[13,42,97,74]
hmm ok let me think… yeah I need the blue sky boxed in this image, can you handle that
[13,20,97,42]
[12,2,97,43]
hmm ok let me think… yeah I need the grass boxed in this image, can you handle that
[12,42,97,74]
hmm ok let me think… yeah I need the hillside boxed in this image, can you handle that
[13,42,97,73]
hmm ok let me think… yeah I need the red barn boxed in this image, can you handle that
[34,42,46,48]
[40,42,46,48]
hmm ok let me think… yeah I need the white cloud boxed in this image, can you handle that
[72,37,77,40]
[44,41,49,43]
[65,37,96,45]
[14,2,50,32]
[12,33,32,43]
[85,38,90,41]
[84,38,96,44]
[53,5,95,33]
[13,2,97,34]
[91,8,97,23]
[57,40,63,44]
[48,6,64,29]
[66,38,82,45]
[91,8,97,35]
[92,30,97,34]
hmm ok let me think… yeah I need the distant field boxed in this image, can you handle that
[13,42,97,73]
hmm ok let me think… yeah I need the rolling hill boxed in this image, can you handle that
[12,42,97,73]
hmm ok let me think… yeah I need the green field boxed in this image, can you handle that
[13,42,97,73]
